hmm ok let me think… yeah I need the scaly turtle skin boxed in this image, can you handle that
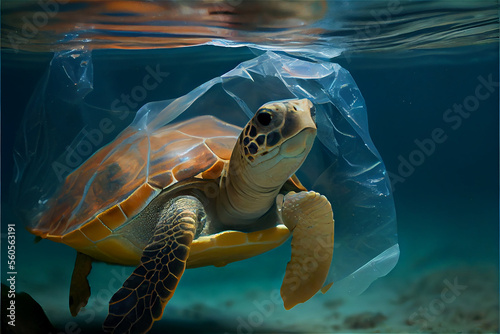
[29,99,334,334]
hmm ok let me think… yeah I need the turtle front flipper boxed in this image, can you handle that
[103,196,206,334]
[278,191,334,310]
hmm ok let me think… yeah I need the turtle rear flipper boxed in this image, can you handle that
[103,196,206,334]
[279,191,334,309]
[70,252,93,316]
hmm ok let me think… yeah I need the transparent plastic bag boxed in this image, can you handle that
[12,49,399,295]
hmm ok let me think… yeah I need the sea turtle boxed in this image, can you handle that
[29,98,335,333]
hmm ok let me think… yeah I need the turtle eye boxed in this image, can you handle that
[257,111,273,126]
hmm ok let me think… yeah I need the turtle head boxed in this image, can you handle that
[238,98,316,188]
[218,99,316,224]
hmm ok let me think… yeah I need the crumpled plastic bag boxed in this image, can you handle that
[11,49,399,295]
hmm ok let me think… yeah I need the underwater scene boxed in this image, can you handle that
[1,1,498,333]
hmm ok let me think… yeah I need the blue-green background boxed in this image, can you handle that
[2,43,498,333]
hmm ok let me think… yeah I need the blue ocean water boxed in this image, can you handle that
[1,1,499,333]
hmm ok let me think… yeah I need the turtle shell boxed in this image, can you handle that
[30,115,305,265]
[30,116,239,254]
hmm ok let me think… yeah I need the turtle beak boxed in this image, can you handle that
[296,98,317,131]
[298,98,316,128]
[288,99,316,129]
[280,127,316,158]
